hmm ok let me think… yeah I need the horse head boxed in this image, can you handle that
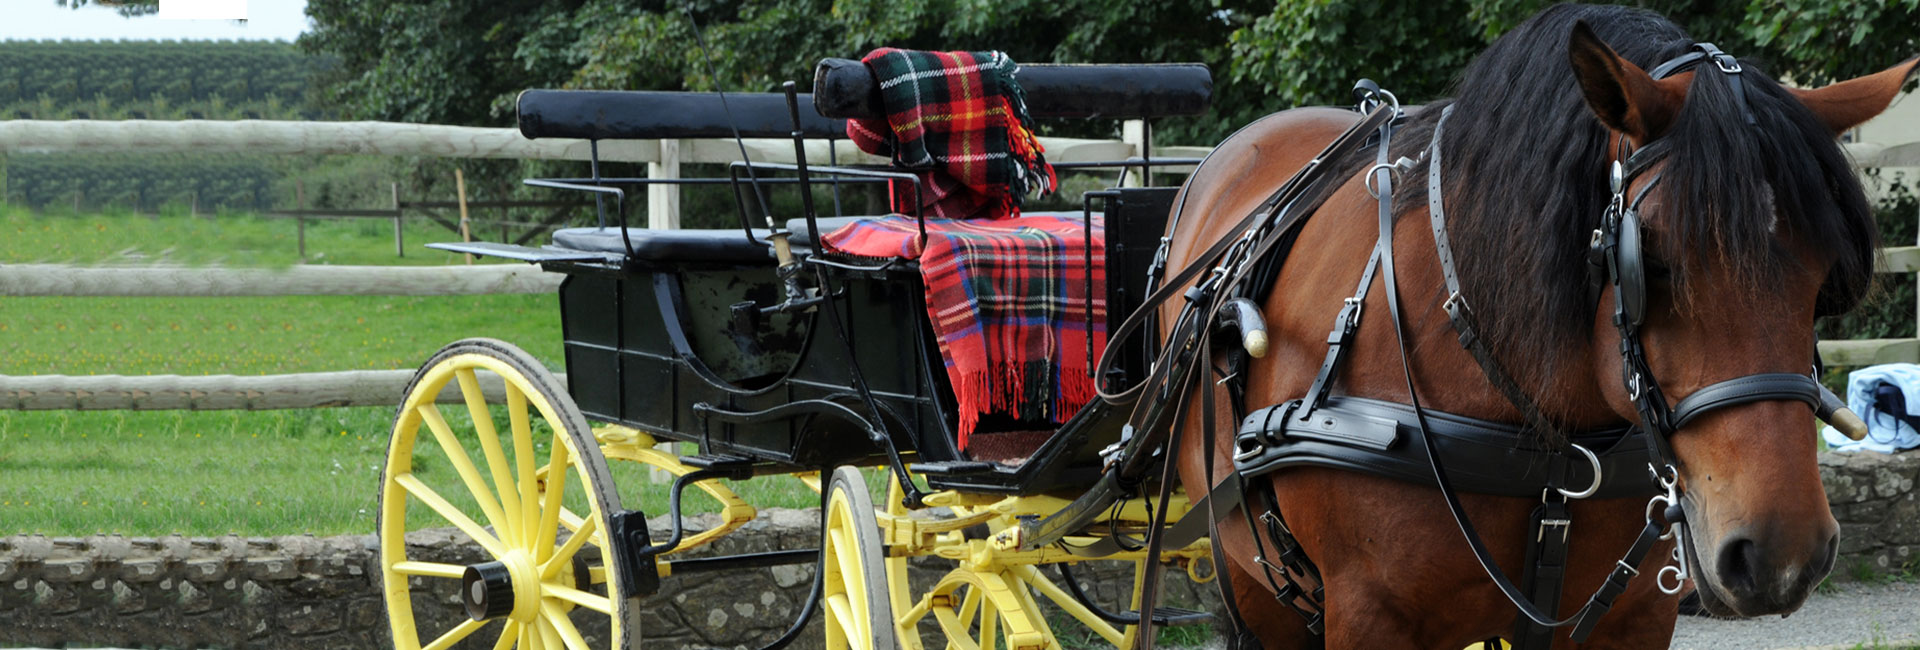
[1564,20,1915,617]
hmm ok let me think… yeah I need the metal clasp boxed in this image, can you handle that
[1538,518,1572,543]
[1556,443,1605,500]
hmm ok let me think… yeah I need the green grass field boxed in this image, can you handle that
[0,207,824,536]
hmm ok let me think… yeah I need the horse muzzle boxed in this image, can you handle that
[1692,517,1838,617]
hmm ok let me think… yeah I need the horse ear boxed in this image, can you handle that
[1786,58,1920,136]
[1567,21,1680,140]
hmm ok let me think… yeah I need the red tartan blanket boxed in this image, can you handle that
[846,48,1056,221]
[823,214,1106,448]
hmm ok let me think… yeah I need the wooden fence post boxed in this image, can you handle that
[455,169,473,265]
[295,180,306,261]
[648,138,682,229]
[392,183,404,258]
[1122,119,1148,188]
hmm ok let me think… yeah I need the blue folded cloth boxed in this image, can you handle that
[1821,363,1920,453]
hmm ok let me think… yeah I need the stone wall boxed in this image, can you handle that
[1819,451,1920,577]
[0,509,1221,649]
[6,453,1913,649]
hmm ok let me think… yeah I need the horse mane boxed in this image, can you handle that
[1375,3,1878,434]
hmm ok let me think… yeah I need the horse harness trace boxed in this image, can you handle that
[1115,43,1844,649]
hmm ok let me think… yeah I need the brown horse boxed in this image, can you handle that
[1163,5,1917,648]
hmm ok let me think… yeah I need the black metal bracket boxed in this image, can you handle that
[607,509,660,597]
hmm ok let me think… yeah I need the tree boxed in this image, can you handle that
[300,0,1263,142]
[57,0,156,17]
[1231,0,1920,108]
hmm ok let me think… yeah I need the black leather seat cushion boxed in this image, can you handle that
[551,227,776,264]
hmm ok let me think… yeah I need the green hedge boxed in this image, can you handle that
[0,39,326,121]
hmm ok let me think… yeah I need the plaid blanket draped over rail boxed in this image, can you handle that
[823,215,1106,448]
[845,48,1056,221]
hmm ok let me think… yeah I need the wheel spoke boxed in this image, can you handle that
[536,614,564,650]
[544,583,613,615]
[825,593,857,642]
[395,473,506,557]
[509,383,539,549]
[539,515,598,580]
[418,403,512,538]
[492,620,520,650]
[421,618,487,650]
[541,600,595,650]
[393,561,466,579]
[458,368,523,546]
[828,525,868,639]
[535,431,571,564]
[520,618,536,650]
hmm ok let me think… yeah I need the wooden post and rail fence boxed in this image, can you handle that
[0,119,1917,411]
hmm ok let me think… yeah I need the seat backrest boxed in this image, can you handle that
[515,89,844,141]
[811,58,1212,121]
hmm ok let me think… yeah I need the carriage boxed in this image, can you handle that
[373,13,1914,647]
[374,56,1222,650]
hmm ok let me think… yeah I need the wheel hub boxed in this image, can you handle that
[460,562,514,621]
[460,550,540,622]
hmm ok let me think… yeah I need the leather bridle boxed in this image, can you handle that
[1427,42,1837,643]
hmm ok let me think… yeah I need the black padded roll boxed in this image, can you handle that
[515,89,846,141]
[812,58,1213,120]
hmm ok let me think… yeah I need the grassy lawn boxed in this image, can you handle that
[0,208,822,537]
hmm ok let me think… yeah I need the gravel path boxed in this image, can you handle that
[1670,582,1920,649]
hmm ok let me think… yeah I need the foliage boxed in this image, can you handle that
[304,0,1918,145]
[1230,0,1920,108]
[56,0,156,17]
[0,39,325,120]
[1819,176,1920,342]
[301,0,1261,142]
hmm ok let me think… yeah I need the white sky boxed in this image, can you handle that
[0,0,310,41]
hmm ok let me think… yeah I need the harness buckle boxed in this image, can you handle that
[1340,296,1364,329]
[1538,518,1572,543]
[1713,54,1742,74]
[1442,291,1469,317]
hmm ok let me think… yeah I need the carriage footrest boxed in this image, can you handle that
[682,454,757,473]
[909,461,997,476]
[1134,606,1212,626]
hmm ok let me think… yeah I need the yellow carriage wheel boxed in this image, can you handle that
[822,466,899,650]
[378,338,636,650]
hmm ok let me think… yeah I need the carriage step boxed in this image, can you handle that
[909,460,997,476]
[1132,606,1212,626]
[681,454,757,472]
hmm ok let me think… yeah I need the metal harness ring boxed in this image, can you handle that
[1556,443,1604,500]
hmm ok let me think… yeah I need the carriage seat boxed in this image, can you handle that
[550,227,777,265]
[783,212,1098,249]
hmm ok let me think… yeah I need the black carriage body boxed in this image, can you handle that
[538,185,1175,494]
[447,60,1207,495]
[555,259,952,471]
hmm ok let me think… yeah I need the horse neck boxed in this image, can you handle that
[1362,198,1625,432]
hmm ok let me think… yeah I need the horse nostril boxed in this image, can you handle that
[1716,537,1762,598]
[1810,532,1838,580]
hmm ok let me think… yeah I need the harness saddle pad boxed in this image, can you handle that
[822,213,1106,448]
